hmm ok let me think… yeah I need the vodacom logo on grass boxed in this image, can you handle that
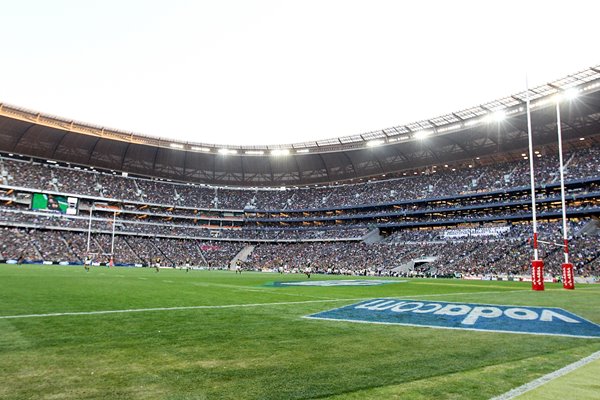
[305,299,600,339]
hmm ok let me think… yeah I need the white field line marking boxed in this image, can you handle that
[232,288,337,300]
[490,350,600,400]
[0,298,369,320]
[193,279,413,301]
[2,287,590,321]
[190,282,339,300]
[0,289,534,321]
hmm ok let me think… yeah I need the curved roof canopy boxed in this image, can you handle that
[1,66,600,187]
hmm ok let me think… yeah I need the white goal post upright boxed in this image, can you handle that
[526,76,544,291]
[555,97,575,290]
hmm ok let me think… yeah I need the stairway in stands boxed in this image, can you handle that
[231,245,255,268]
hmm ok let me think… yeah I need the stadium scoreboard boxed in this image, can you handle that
[31,193,79,215]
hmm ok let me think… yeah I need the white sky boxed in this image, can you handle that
[0,0,598,146]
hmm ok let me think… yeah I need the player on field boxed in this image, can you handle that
[304,260,312,279]
[84,255,91,272]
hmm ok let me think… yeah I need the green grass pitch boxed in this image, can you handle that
[0,264,599,399]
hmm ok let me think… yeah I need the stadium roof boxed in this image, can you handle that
[1,66,600,187]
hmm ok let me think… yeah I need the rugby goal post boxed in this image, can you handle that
[525,76,544,291]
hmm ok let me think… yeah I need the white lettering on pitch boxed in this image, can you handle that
[539,310,579,323]
[355,300,398,311]
[412,303,442,314]
[462,306,503,325]
[504,308,538,321]
[353,301,581,326]
[391,302,424,312]
[434,304,472,316]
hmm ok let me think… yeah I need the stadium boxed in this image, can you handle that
[1,67,600,277]
[1,64,599,399]
[1,4,600,399]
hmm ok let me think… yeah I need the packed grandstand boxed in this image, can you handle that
[1,67,599,281]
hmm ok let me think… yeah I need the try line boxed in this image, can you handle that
[2,286,594,320]
[0,298,367,320]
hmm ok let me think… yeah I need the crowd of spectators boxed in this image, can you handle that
[0,226,39,260]
[2,145,598,211]
[0,228,247,268]
[246,183,600,222]
[0,206,368,241]
[242,241,398,275]
[385,220,600,277]
[240,220,600,277]
[1,144,598,278]
[1,220,598,276]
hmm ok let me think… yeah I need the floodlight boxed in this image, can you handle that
[271,149,290,156]
[170,143,184,149]
[486,110,506,122]
[218,148,237,155]
[296,149,310,153]
[563,88,579,100]
[367,139,385,147]
[245,150,264,155]
[413,130,431,140]
[191,146,211,152]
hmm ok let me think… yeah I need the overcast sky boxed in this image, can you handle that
[0,0,598,146]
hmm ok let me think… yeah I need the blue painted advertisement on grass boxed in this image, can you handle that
[305,299,600,338]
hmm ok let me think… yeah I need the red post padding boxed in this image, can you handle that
[531,259,545,291]
[561,263,575,290]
